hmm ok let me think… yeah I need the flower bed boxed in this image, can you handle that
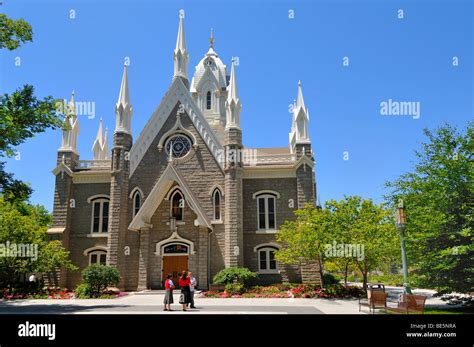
[200,283,365,299]
[0,287,128,300]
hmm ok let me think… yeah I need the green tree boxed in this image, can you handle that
[275,204,331,286]
[0,198,77,287]
[324,198,360,286]
[334,197,398,291]
[0,14,63,203]
[386,123,473,293]
[0,13,33,50]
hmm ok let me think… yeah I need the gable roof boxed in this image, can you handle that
[128,163,212,232]
[129,77,223,177]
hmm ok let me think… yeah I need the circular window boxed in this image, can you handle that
[165,134,192,158]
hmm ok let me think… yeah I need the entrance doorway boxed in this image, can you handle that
[161,243,190,288]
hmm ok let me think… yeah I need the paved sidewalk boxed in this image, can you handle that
[0,292,365,314]
[0,285,450,314]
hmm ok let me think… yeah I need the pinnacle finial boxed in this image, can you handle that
[296,80,305,111]
[168,142,174,163]
[209,28,214,48]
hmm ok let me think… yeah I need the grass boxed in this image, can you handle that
[424,307,472,315]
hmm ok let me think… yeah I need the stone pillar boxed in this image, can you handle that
[197,226,209,289]
[137,227,150,291]
[224,127,243,268]
[47,151,78,288]
[295,143,316,209]
[106,131,132,289]
[294,143,321,285]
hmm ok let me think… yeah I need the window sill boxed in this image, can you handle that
[166,221,185,226]
[255,229,278,234]
[87,233,109,238]
[211,220,223,224]
[258,270,280,275]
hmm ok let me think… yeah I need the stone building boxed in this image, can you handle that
[47,15,319,290]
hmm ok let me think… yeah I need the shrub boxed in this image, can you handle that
[225,283,245,295]
[74,283,92,298]
[323,273,340,286]
[81,265,120,297]
[212,268,257,286]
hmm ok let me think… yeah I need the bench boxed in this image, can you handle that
[386,294,427,314]
[359,284,387,313]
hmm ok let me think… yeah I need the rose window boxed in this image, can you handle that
[165,134,192,158]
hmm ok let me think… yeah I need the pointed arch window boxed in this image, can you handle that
[206,91,212,110]
[171,190,184,221]
[133,191,142,217]
[212,189,221,221]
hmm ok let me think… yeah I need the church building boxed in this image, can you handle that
[46,15,319,290]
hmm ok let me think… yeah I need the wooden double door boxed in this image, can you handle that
[162,255,188,288]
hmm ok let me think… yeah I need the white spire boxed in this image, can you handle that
[289,81,310,152]
[173,14,189,81]
[225,58,242,129]
[60,90,80,153]
[294,80,310,143]
[92,118,109,159]
[115,65,132,134]
[296,80,306,113]
[103,127,109,159]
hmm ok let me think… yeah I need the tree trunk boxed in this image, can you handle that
[318,255,325,288]
[343,262,349,286]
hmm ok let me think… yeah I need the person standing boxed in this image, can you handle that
[178,271,191,311]
[188,271,197,309]
[163,274,175,311]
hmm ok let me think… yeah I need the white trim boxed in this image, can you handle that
[46,227,65,234]
[73,172,111,184]
[212,188,222,222]
[90,198,110,234]
[130,188,143,218]
[243,168,296,179]
[86,233,109,238]
[208,184,224,197]
[169,189,185,221]
[83,246,108,256]
[88,250,107,265]
[156,115,198,152]
[128,164,212,231]
[252,190,281,199]
[154,231,195,256]
[256,246,279,274]
[164,186,181,201]
[256,194,277,232]
[52,162,73,177]
[87,194,110,204]
[253,243,281,252]
[129,77,223,177]
[129,187,144,199]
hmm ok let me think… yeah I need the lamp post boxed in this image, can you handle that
[396,199,412,294]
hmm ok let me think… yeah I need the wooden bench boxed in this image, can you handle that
[386,294,427,314]
[359,284,387,313]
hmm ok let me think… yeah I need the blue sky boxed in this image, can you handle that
[1,0,472,212]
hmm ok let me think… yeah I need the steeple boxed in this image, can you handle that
[296,80,306,113]
[115,65,132,134]
[60,91,80,153]
[173,14,189,84]
[289,80,310,151]
[92,118,109,160]
[225,58,242,129]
